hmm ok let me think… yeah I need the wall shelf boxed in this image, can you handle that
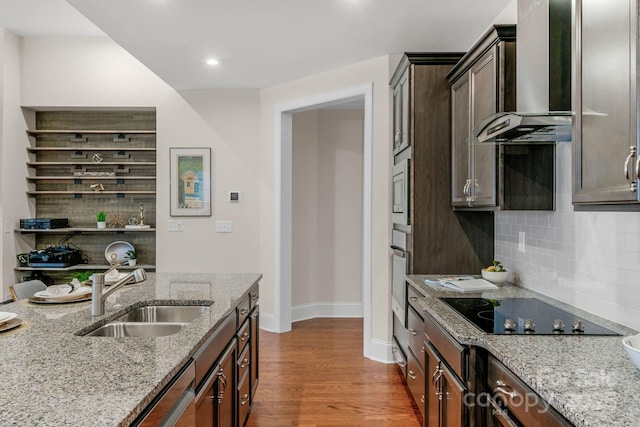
[16,264,156,272]
[18,227,156,234]
[27,191,156,196]
[27,176,156,181]
[27,147,156,152]
[27,161,156,166]
[26,129,156,137]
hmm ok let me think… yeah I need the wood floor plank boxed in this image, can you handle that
[245,318,421,427]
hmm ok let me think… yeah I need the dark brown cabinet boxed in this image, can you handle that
[573,0,640,208]
[389,53,494,275]
[448,25,555,212]
[191,285,259,427]
[448,25,516,209]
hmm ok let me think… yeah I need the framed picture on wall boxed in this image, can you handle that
[170,147,211,216]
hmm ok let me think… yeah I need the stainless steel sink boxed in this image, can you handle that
[113,305,208,323]
[84,322,187,337]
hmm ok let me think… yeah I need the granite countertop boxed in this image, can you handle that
[0,272,261,427]
[407,275,640,427]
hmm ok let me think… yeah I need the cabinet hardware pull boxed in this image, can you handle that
[463,179,471,197]
[409,296,417,302]
[624,146,637,192]
[240,358,250,369]
[240,308,249,315]
[241,394,250,405]
[420,394,425,404]
[494,380,518,399]
[218,371,227,389]
[397,360,407,368]
[408,328,418,336]
[408,370,417,380]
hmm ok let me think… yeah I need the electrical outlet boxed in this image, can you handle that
[216,220,233,233]
[518,231,526,253]
[168,220,184,232]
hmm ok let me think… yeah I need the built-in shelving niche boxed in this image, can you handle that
[17,110,157,282]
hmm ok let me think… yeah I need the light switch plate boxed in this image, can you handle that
[518,231,526,253]
[216,220,233,233]
[168,220,183,232]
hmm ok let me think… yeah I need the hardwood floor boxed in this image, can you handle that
[245,318,421,427]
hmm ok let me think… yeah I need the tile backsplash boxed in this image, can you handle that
[495,141,640,331]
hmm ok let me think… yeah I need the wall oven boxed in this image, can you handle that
[390,230,410,326]
[392,158,410,226]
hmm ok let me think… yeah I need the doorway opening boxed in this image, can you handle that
[275,83,374,358]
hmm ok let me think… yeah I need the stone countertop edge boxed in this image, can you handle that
[407,275,640,427]
[0,272,261,427]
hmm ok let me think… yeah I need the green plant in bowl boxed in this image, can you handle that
[96,211,106,222]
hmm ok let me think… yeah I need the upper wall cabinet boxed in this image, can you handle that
[573,0,640,208]
[448,25,555,211]
[448,26,515,209]
[392,68,411,156]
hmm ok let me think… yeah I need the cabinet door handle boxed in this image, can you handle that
[240,358,250,369]
[240,307,249,316]
[408,328,418,336]
[408,370,417,380]
[624,146,637,192]
[463,179,471,197]
[241,393,250,406]
[218,371,227,389]
[494,380,518,399]
[241,332,250,341]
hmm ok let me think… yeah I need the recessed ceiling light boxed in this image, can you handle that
[206,58,219,66]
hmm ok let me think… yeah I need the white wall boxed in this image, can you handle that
[291,109,363,320]
[0,35,261,298]
[1,30,33,300]
[259,56,391,345]
[496,142,640,331]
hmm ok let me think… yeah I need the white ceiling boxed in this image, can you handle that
[0,0,514,90]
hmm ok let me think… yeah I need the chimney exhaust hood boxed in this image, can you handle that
[476,0,572,144]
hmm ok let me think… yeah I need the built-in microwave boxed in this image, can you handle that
[392,158,410,226]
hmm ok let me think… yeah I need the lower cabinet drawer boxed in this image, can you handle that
[407,306,424,370]
[237,344,250,382]
[237,371,251,426]
[407,348,425,420]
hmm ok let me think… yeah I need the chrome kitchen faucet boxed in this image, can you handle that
[91,268,147,316]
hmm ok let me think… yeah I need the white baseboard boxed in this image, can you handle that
[258,311,277,332]
[367,337,394,364]
[291,302,362,322]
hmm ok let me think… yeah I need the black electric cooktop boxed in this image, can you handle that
[440,297,619,335]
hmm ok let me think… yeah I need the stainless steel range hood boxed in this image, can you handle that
[476,0,572,144]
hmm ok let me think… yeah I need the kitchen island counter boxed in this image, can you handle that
[408,275,637,427]
[0,272,261,426]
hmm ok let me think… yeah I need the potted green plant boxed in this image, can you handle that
[96,211,106,229]
[125,249,138,266]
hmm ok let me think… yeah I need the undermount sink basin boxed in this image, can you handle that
[113,305,209,323]
[81,304,212,337]
[85,322,187,337]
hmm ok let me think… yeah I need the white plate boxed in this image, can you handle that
[0,312,17,323]
[104,241,135,265]
[34,286,92,301]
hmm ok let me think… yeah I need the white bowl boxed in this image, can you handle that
[622,334,640,370]
[481,270,509,284]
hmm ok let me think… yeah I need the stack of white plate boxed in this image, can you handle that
[0,312,17,324]
[32,286,92,303]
